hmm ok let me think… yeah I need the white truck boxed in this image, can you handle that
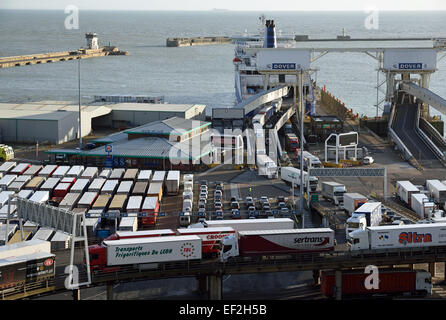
[220,228,334,262]
[118,217,138,232]
[345,202,382,240]
[349,223,446,251]
[343,193,368,216]
[426,180,446,205]
[189,218,295,232]
[396,181,420,206]
[256,155,278,179]
[280,166,318,192]
[411,193,436,219]
[166,171,180,195]
[88,235,202,271]
[321,182,346,207]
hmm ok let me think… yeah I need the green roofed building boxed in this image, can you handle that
[46,117,215,171]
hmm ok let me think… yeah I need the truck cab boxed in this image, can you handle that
[347,229,370,251]
[345,214,367,240]
[87,244,120,272]
[220,235,239,262]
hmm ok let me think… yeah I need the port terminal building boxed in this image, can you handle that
[0,101,206,144]
[46,117,215,171]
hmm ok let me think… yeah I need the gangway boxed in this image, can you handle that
[390,92,443,167]
[236,85,289,117]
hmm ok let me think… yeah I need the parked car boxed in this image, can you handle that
[84,143,97,150]
[231,201,240,210]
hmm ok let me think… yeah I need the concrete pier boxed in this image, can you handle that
[0,46,128,69]
[166,37,231,47]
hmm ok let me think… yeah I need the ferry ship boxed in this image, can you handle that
[231,16,315,115]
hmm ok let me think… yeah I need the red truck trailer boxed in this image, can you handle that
[177,227,236,257]
[285,133,299,152]
[140,196,159,226]
[105,229,176,241]
[220,228,334,261]
[321,269,432,298]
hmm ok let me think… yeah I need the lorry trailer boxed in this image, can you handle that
[110,168,125,180]
[147,182,163,202]
[59,192,82,210]
[88,235,202,272]
[108,194,128,212]
[137,170,152,182]
[426,180,446,204]
[411,193,435,219]
[343,193,368,216]
[88,178,106,192]
[70,179,90,194]
[24,176,46,191]
[117,181,133,194]
[141,196,159,225]
[92,194,111,211]
[80,167,99,181]
[132,181,148,196]
[10,163,31,175]
[118,217,138,232]
[23,165,43,177]
[256,155,278,179]
[105,229,176,241]
[321,181,346,206]
[177,227,236,256]
[166,171,180,195]
[152,171,166,184]
[0,239,51,259]
[38,165,58,177]
[190,218,295,232]
[220,228,335,261]
[349,223,446,251]
[0,252,55,290]
[321,269,432,297]
[77,192,99,209]
[99,169,112,179]
[123,168,139,181]
[396,181,419,207]
[0,162,16,174]
[280,167,318,192]
[52,166,70,178]
[345,202,382,239]
[101,179,119,195]
[66,165,84,178]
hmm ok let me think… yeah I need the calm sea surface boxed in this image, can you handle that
[0,10,445,116]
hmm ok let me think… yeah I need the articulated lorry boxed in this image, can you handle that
[348,223,446,251]
[426,180,446,205]
[396,181,419,207]
[88,235,202,272]
[256,155,278,179]
[280,167,318,192]
[220,228,334,262]
[345,202,382,240]
[321,182,346,207]
[321,269,432,297]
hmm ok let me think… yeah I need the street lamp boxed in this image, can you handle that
[78,53,82,150]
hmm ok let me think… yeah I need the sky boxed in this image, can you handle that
[1,0,446,11]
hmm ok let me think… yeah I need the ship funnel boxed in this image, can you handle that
[264,20,277,48]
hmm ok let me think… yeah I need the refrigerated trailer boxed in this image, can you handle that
[147,182,163,202]
[166,171,180,195]
[123,168,139,181]
[0,162,16,174]
[137,170,152,182]
[53,182,71,199]
[349,223,446,251]
[126,196,143,214]
[51,231,71,250]
[343,193,368,216]
[7,181,26,192]
[141,196,159,226]
[426,180,446,204]
[321,269,432,297]
[101,179,119,195]
[118,217,138,232]
[345,202,382,239]
[108,194,128,212]
[10,163,31,175]
[105,229,176,241]
[321,182,346,206]
[66,165,84,178]
[117,181,133,194]
[52,166,70,178]
[38,165,58,178]
[88,178,106,192]
[92,194,111,211]
[77,192,98,209]
[99,169,112,179]
[0,252,55,290]
[396,181,419,206]
[177,227,236,256]
[59,193,82,210]
[29,191,49,204]
[80,167,99,181]
[132,181,148,196]
[0,175,17,190]
[88,235,202,272]
[32,228,55,242]
[220,228,335,261]
[24,176,46,191]
[23,165,43,177]
[411,193,435,219]
[280,167,318,192]
[110,168,125,180]
[39,177,60,196]
[190,218,295,232]
[70,178,90,194]
[152,171,166,184]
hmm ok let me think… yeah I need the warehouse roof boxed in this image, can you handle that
[81,136,213,160]
[108,103,205,112]
[0,110,75,121]
[124,117,211,136]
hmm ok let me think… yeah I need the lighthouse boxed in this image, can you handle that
[85,33,99,50]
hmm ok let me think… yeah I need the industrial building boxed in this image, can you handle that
[47,117,215,170]
[0,101,206,144]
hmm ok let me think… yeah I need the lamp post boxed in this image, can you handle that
[78,53,82,150]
